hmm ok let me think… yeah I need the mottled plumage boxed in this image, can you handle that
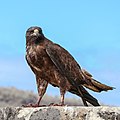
[25,26,114,107]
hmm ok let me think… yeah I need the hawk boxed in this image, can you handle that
[25,26,114,107]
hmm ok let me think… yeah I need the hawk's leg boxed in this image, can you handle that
[36,78,48,106]
[59,88,66,105]
[23,77,48,107]
[48,88,66,106]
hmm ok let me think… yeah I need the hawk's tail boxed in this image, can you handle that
[69,86,100,106]
[83,78,114,92]
[82,69,114,92]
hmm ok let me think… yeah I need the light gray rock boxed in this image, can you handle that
[0,106,120,120]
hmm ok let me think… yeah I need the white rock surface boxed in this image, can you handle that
[0,106,120,120]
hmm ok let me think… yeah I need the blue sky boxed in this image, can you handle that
[0,0,120,106]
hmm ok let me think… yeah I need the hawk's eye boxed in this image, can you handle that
[30,30,34,33]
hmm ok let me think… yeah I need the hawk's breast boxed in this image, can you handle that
[26,44,65,86]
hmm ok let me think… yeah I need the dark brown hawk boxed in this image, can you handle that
[25,26,114,107]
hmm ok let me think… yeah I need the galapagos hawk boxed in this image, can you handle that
[25,26,114,107]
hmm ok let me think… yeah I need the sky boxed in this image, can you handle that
[0,0,120,106]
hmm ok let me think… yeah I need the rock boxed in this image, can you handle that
[0,106,120,120]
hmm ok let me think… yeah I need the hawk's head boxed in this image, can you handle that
[26,26,44,44]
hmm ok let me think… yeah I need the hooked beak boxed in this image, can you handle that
[31,29,40,36]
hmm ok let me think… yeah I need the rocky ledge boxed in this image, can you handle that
[0,106,120,120]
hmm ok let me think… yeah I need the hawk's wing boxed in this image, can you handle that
[46,43,100,106]
[46,43,84,87]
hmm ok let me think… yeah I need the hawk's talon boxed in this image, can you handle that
[48,103,66,106]
[22,103,46,107]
